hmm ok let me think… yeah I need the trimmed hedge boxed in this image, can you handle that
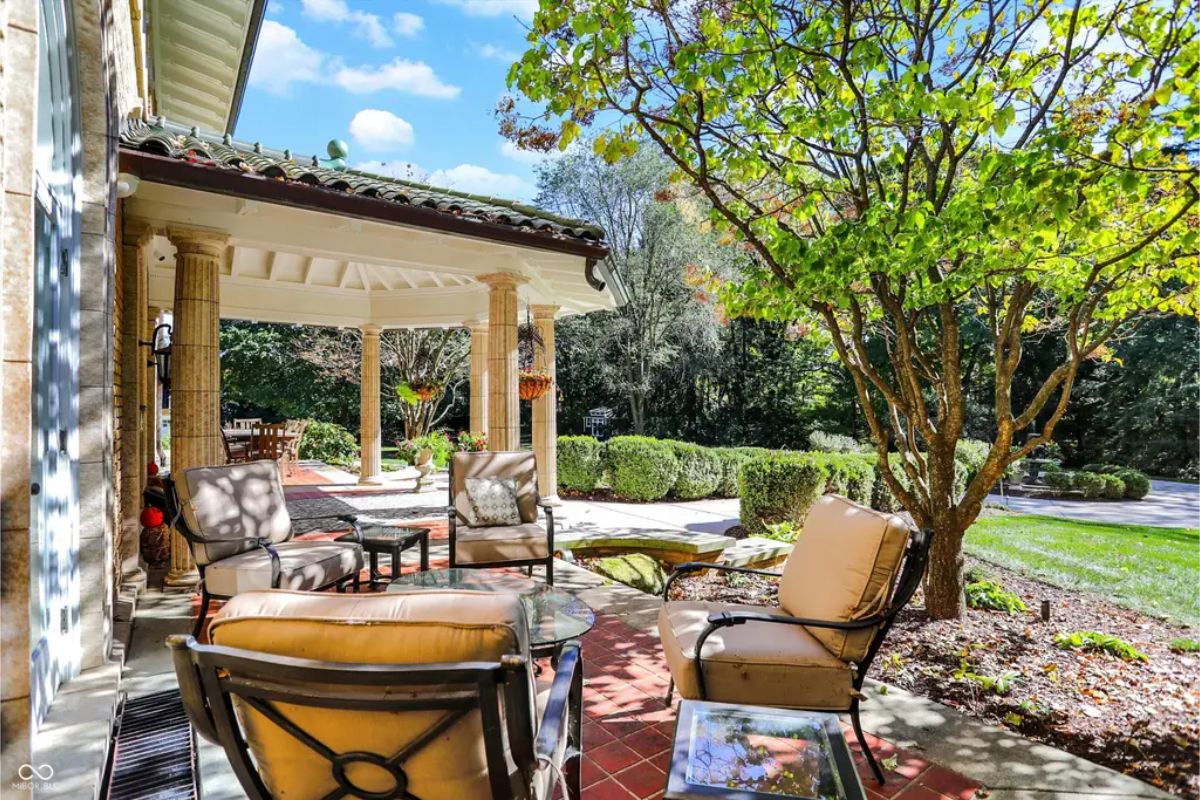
[1099,473,1126,499]
[1044,469,1075,492]
[558,436,605,492]
[604,436,679,501]
[1115,468,1151,499]
[667,441,723,499]
[1074,471,1106,499]
[740,453,825,536]
[808,452,875,506]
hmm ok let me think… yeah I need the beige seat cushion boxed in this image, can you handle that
[454,523,549,565]
[178,460,293,566]
[778,495,911,662]
[452,451,539,526]
[658,600,852,710]
[209,589,535,800]
[203,540,362,596]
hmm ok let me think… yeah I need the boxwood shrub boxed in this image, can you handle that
[667,441,723,499]
[711,448,752,498]
[739,454,825,536]
[809,453,875,506]
[1074,471,1106,499]
[1099,473,1126,499]
[1114,468,1151,499]
[1044,469,1075,492]
[557,435,605,492]
[604,436,679,501]
[299,420,358,466]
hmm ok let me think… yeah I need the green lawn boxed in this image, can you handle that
[965,514,1200,626]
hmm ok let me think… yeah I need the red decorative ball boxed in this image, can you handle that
[139,506,164,528]
[147,461,160,477]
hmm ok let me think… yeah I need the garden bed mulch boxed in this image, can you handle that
[669,556,1200,798]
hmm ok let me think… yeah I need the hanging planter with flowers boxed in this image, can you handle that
[519,370,553,401]
[397,379,443,406]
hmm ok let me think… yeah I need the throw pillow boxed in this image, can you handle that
[464,477,522,527]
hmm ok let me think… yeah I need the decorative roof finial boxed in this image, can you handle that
[321,139,349,171]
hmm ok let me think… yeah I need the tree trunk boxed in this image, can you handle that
[630,394,645,435]
[924,521,966,619]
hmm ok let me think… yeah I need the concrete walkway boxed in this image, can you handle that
[988,479,1199,529]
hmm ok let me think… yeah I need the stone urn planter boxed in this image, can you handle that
[413,447,435,492]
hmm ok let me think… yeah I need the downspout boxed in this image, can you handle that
[586,256,629,307]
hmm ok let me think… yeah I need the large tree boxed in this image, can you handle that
[505,0,1198,617]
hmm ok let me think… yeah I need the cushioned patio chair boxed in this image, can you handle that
[167,589,583,800]
[162,459,364,637]
[448,451,556,584]
[658,494,932,785]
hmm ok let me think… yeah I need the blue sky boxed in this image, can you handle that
[239,0,555,201]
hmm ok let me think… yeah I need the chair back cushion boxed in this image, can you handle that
[451,451,538,525]
[778,495,911,662]
[176,460,293,566]
[209,590,534,800]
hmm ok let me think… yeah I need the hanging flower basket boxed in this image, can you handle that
[412,382,439,402]
[519,371,553,401]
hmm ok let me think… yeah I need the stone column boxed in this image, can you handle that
[479,273,527,451]
[117,228,151,582]
[359,324,383,485]
[531,305,560,502]
[165,227,227,588]
[468,322,489,437]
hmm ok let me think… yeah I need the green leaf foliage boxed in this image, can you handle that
[298,421,358,466]
[604,436,680,501]
[1053,631,1148,661]
[666,441,723,499]
[739,453,826,535]
[557,435,606,492]
[965,579,1028,614]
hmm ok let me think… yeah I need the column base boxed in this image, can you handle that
[358,474,384,486]
[540,494,564,507]
[163,569,201,592]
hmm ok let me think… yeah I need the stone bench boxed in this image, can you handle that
[555,528,734,565]
[719,537,793,569]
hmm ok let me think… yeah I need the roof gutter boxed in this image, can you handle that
[226,0,268,135]
[587,257,630,307]
[120,148,611,261]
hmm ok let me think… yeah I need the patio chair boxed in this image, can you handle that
[221,429,250,464]
[232,417,261,430]
[448,451,556,584]
[250,422,289,471]
[284,418,308,470]
[162,459,364,638]
[657,494,933,785]
[167,589,583,800]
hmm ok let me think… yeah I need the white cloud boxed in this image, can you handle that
[427,164,534,198]
[435,0,538,19]
[478,43,520,62]
[393,12,425,37]
[333,59,460,98]
[500,140,563,166]
[267,1,284,15]
[301,0,392,47]
[349,109,415,150]
[250,20,325,94]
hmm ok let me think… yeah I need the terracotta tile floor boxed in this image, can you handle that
[566,613,981,800]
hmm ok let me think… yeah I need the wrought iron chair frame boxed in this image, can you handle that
[660,527,933,786]
[161,474,363,638]
[167,635,584,800]
[447,454,556,585]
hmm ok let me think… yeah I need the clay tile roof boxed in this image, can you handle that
[119,117,607,244]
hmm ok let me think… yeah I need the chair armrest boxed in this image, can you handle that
[535,641,582,781]
[663,561,783,599]
[705,609,886,632]
[166,635,220,744]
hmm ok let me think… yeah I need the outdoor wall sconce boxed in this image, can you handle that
[140,322,173,409]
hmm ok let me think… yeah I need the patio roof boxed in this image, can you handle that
[119,119,625,328]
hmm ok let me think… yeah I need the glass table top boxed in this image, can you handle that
[387,568,595,648]
[354,524,430,543]
[667,701,862,800]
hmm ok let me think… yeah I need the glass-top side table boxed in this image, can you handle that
[337,523,430,589]
[665,700,865,800]
[387,567,595,654]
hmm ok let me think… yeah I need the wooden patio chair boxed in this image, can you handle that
[657,494,933,786]
[232,417,261,430]
[448,451,556,584]
[161,460,364,637]
[249,422,288,470]
[167,589,583,800]
[283,418,308,473]
[221,429,250,464]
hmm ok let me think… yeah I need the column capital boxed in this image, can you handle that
[167,226,229,258]
[477,272,529,290]
[359,323,383,336]
[531,304,560,320]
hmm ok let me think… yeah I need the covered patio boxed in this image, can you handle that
[116,117,625,589]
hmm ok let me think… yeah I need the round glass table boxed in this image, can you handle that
[387,568,595,655]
